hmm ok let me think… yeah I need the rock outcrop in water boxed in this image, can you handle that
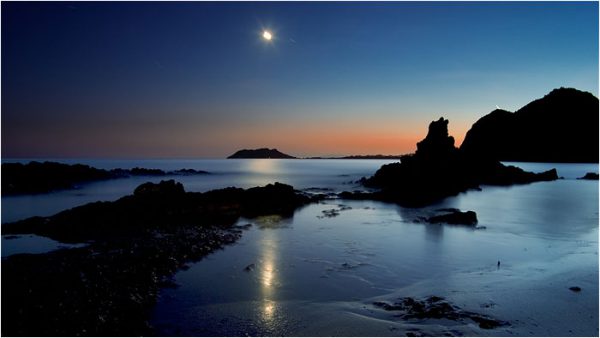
[424,209,478,226]
[342,117,558,206]
[227,148,296,159]
[2,161,209,195]
[460,88,599,163]
[578,172,599,180]
[2,180,317,336]
[373,296,509,330]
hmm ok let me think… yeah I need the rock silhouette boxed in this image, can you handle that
[425,209,478,226]
[461,88,599,163]
[3,180,313,243]
[2,161,209,196]
[2,161,114,195]
[373,296,509,329]
[227,148,296,159]
[578,172,599,180]
[343,117,558,207]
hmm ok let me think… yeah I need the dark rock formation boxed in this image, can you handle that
[2,162,209,196]
[343,117,558,207]
[134,179,185,196]
[3,180,313,244]
[172,168,209,175]
[128,167,167,176]
[578,172,599,180]
[425,209,478,226]
[227,148,296,159]
[2,161,114,195]
[2,180,317,336]
[373,296,509,329]
[461,88,599,163]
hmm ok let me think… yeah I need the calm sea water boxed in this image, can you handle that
[1,159,394,224]
[1,159,598,336]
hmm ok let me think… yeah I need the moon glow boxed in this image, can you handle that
[262,31,272,41]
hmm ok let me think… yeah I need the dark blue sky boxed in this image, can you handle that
[2,2,598,158]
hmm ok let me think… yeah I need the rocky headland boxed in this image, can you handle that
[2,161,209,195]
[460,87,598,163]
[341,117,558,207]
[2,180,318,336]
[227,148,296,159]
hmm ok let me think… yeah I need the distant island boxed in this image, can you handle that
[227,148,296,159]
[460,87,599,163]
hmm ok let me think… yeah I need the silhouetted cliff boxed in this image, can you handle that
[227,148,296,159]
[343,117,558,206]
[461,88,599,163]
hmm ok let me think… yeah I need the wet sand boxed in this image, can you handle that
[152,189,598,336]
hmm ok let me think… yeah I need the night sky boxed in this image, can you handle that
[2,2,598,158]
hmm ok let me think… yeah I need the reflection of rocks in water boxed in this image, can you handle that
[373,296,509,330]
[317,204,352,219]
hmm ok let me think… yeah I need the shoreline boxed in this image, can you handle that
[1,181,318,335]
[2,166,598,336]
[150,198,598,337]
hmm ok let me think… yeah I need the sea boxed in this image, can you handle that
[1,159,598,336]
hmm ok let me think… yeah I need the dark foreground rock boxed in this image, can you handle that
[425,209,478,226]
[342,117,558,207]
[2,161,209,195]
[2,180,316,336]
[373,296,509,330]
[2,161,114,195]
[578,172,599,180]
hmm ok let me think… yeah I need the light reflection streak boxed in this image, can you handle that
[259,227,279,322]
[247,159,280,174]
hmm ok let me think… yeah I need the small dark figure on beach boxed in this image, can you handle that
[497,261,501,269]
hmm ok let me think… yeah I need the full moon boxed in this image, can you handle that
[262,31,272,41]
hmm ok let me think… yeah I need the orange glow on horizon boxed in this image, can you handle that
[216,118,469,158]
[8,115,469,158]
[237,120,460,157]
